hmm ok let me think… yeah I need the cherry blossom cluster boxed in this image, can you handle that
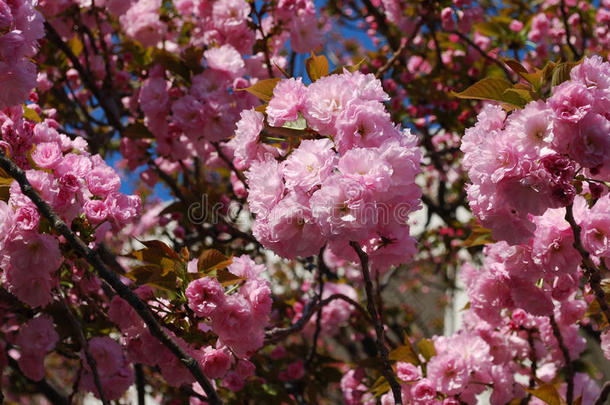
[0,108,142,308]
[231,70,422,273]
[104,254,269,396]
[462,56,609,245]
[0,0,43,109]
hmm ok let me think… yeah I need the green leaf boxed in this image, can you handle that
[473,21,505,37]
[501,88,530,108]
[452,78,523,107]
[305,53,329,82]
[389,344,420,366]
[23,107,42,123]
[368,376,390,397]
[239,78,281,102]
[524,384,566,405]
[124,122,154,139]
[417,338,436,362]
[282,114,307,130]
[551,61,582,88]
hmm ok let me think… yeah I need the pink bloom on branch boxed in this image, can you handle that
[16,316,58,381]
[186,276,225,318]
[31,142,62,169]
[266,78,307,127]
[80,337,134,400]
[198,346,232,379]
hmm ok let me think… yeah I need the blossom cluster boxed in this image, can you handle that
[461,56,609,245]
[231,70,422,273]
[105,254,269,395]
[0,0,43,108]
[0,108,142,308]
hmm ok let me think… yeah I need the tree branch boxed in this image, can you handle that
[550,315,574,405]
[565,205,610,323]
[349,241,402,404]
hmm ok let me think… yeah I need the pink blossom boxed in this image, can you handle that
[199,346,232,379]
[84,199,109,224]
[120,0,166,47]
[186,276,225,317]
[266,78,307,127]
[228,108,265,170]
[80,337,134,400]
[31,142,62,169]
[205,44,245,77]
[86,163,121,197]
[580,195,610,258]
[282,138,336,193]
[16,316,58,381]
[0,60,37,108]
[279,360,305,381]
[245,155,284,217]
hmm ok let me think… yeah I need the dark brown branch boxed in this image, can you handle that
[0,152,222,405]
[376,20,424,79]
[594,381,610,405]
[135,364,146,405]
[565,205,610,323]
[452,31,514,82]
[211,142,248,186]
[265,293,371,343]
[60,296,109,405]
[349,241,402,404]
[44,22,123,133]
[550,315,574,405]
[559,0,581,60]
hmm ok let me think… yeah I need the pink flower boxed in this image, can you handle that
[186,276,225,317]
[80,337,134,400]
[199,346,232,379]
[410,379,437,404]
[396,362,420,382]
[120,0,166,47]
[84,199,109,224]
[509,19,523,32]
[302,74,358,135]
[227,255,266,279]
[105,192,142,226]
[549,81,594,124]
[205,44,245,77]
[570,113,610,169]
[31,142,62,169]
[13,204,39,232]
[246,155,284,217]
[86,163,121,197]
[427,353,469,395]
[3,233,61,307]
[335,100,397,153]
[139,74,169,116]
[266,78,307,127]
[282,138,336,192]
[16,316,58,381]
[228,108,264,170]
[441,7,456,31]
[0,60,37,108]
[279,360,305,381]
[580,195,610,258]
[222,371,244,391]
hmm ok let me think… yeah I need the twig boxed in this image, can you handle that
[559,0,581,60]
[211,142,248,186]
[265,293,371,343]
[520,328,538,405]
[594,381,610,405]
[550,315,574,405]
[60,296,109,405]
[135,364,146,405]
[307,250,326,368]
[0,152,222,405]
[375,20,424,79]
[565,205,610,323]
[349,241,402,404]
[452,31,514,82]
